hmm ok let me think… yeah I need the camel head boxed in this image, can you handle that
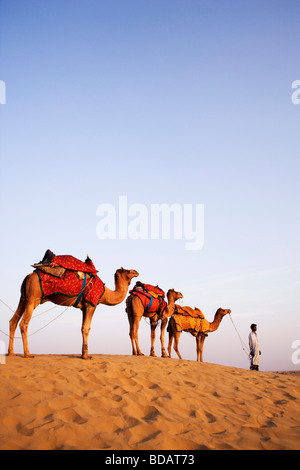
[167,288,183,303]
[216,308,231,317]
[208,308,231,333]
[115,267,139,285]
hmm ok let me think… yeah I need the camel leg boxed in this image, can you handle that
[127,313,137,355]
[196,336,200,362]
[81,305,96,359]
[19,301,36,358]
[167,320,176,358]
[173,331,182,360]
[131,315,144,356]
[160,317,168,358]
[8,275,30,356]
[167,331,173,358]
[8,296,26,356]
[126,299,137,355]
[127,308,144,355]
[127,296,144,356]
[150,319,156,357]
[199,335,206,362]
[196,334,206,362]
[10,272,42,358]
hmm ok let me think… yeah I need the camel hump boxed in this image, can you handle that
[129,281,167,316]
[175,305,205,319]
[173,315,210,334]
[34,251,98,275]
[51,255,98,274]
[132,281,165,298]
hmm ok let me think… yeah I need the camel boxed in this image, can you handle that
[8,267,139,359]
[126,288,183,358]
[167,308,231,362]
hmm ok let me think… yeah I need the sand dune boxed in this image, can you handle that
[0,354,299,450]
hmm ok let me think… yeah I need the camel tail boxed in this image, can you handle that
[126,295,133,317]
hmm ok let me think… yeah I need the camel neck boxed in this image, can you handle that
[113,273,128,303]
[100,273,129,306]
[166,292,176,306]
[209,311,223,332]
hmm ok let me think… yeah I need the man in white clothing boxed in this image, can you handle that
[249,324,261,371]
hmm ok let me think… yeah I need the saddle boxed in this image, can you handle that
[32,249,98,279]
[129,281,167,316]
[174,305,205,319]
[33,250,105,307]
[172,305,210,335]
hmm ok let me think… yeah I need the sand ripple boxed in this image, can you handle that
[0,355,299,450]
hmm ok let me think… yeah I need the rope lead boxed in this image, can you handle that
[0,297,70,339]
[228,313,250,359]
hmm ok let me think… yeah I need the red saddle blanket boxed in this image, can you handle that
[129,282,167,314]
[37,269,105,307]
[50,255,98,275]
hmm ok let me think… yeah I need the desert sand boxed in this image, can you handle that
[0,354,299,450]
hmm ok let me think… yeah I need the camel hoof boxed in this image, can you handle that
[7,351,16,356]
[23,354,35,358]
[81,355,92,360]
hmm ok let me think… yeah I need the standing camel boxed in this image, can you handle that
[167,308,231,362]
[8,267,139,359]
[126,287,183,357]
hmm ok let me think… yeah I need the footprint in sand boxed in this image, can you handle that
[143,406,161,423]
[284,392,296,401]
[261,420,277,428]
[55,408,88,424]
[205,412,217,423]
[17,422,34,436]
[274,399,288,405]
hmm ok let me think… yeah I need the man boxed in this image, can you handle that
[249,324,261,371]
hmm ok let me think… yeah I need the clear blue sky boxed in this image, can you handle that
[0,0,299,370]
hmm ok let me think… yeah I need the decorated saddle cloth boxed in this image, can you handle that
[34,252,105,307]
[173,306,210,334]
[174,305,205,319]
[129,282,167,315]
[49,255,98,275]
[33,251,98,278]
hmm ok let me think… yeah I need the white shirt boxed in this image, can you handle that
[249,331,260,365]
